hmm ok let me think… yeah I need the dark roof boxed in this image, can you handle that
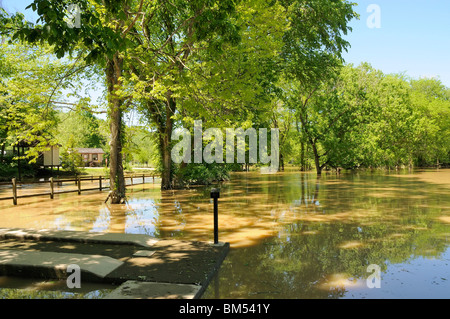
[75,148,105,154]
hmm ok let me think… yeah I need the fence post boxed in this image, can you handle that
[99,176,102,191]
[12,178,17,205]
[50,177,54,199]
[131,175,133,185]
[77,176,81,195]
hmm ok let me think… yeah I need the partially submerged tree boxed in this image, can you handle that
[280,0,358,175]
[14,0,147,202]
[123,0,242,189]
[15,0,244,191]
[410,78,450,167]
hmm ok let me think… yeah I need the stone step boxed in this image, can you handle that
[104,281,202,299]
[0,228,159,248]
[0,249,123,281]
[0,228,230,299]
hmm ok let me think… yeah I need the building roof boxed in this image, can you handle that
[75,148,105,154]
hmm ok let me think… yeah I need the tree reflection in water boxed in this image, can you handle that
[0,169,449,298]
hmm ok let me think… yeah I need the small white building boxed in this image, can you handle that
[43,145,61,168]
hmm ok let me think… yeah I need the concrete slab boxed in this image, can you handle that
[0,228,159,248]
[133,250,156,257]
[105,241,230,286]
[0,249,123,280]
[0,228,230,298]
[104,280,202,299]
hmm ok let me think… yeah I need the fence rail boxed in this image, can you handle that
[0,174,159,205]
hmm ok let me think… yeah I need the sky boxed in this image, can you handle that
[342,0,450,87]
[2,0,450,88]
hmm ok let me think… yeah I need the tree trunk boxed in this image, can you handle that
[158,93,176,190]
[106,54,126,204]
[280,153,285,171]
[16,146,22,181]
[160,131,172,189]
[300,140,305,171]
[311,142,322,176]
[0,143,5,163]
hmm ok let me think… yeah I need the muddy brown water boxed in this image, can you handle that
[0,169,449,299]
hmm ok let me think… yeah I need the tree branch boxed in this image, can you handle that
[122,0,145,38]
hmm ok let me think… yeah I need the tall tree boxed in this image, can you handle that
[0,40,81,175]
[170,0,287,177]
[15,0,146,202]
[56,109,107,149]
[123,0,242,189]
[280,0,358,175]
[410,78,450,167]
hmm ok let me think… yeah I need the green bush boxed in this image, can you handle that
[60,148,83,175]
[0,163,16,181]
[175,163,232,186]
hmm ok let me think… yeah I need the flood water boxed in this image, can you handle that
[0,169,449,299]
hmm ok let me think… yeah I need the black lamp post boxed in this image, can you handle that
[210,188,220,244]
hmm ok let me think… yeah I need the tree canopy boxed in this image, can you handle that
[0,0,448,187]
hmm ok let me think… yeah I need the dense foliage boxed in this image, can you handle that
[288,63,450,174]
[0,1,449,187]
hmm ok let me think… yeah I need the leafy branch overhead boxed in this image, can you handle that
[0,0,448,188]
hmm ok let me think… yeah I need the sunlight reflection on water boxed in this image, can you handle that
[0,169,449,298]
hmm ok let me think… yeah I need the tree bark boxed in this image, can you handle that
[157,92,176,190]
[300,140,305,171]
[106,54,126,203]
[160,131,172,189]
[311,141,323,176]
[16,146,22,181]
[0,143,5,163]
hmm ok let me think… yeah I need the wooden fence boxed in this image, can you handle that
[0,174,158,205]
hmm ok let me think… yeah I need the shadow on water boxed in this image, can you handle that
[0,169,449,298]
[201,169,450,299]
